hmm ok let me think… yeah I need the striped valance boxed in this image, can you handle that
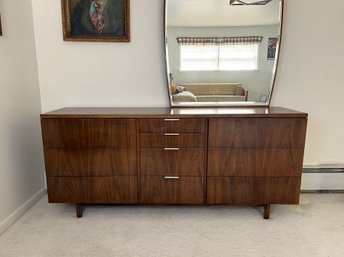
[176,36,263,45]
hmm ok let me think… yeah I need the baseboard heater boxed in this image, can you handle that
[301,167,344,193]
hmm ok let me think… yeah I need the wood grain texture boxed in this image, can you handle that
[41,119,136,148]
[139,133,205,148]
[47,177,88,203]
[208,148,258,177]
[259,118,307,148]
[209,118,307,148]
[88,176,137,203]
[140,148,205,176]
[139,119,206,133]
[207,177,301,204]
[208,148,304,177]
[41,119,86,148]
[44,148,86,177]
[44,148,137,177]
[88,148,137,176]
[41,107,308,119]
[141,176,204,204]
[208,118,259,148]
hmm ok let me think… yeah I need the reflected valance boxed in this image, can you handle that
[176,36,263,45]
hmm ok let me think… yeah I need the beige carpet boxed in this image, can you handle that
[0,194,343,257]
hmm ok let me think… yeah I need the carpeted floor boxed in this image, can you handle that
[0,194,343,257]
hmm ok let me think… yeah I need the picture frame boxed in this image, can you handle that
[267,37,278,60]
[61,0,130,42]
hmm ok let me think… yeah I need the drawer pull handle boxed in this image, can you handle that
[164,133,180,136]
[164,176,180,179]
[164,148,180,151]
[164,118,180,122]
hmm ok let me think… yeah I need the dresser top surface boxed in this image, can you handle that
[41,107,308,118]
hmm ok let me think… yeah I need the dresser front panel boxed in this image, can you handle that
[44,148,137,177]
[208,148,304,177]
[139,133,206,148]
[88,176,137,204]
[209,118,307,148]
[207,177,301,204]
[139,119,206,133]
[140,148,205,176]
[141,176,204,204]
[42,119,136,148]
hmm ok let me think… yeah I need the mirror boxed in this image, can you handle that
[165,0,283,107]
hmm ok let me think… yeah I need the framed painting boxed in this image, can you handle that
[61,0,130,42]
[267,37,278,60]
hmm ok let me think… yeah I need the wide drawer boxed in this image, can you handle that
[44,148,137,176]
[88,176,137,204]
[47,176,137,204]
[140,133,205,147]
[207,177,301,205]
[209,118,307,148]
[140,148,205,176]
[41,119,136,148]
[141,176,204,204]
[208,148,304,177]
[47,177,88,203]
[139,118,206,133]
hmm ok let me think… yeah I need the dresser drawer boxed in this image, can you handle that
[89,176,137,204]
[208,148,303,177]
[141,176,204,204]
[140,148,205,176]
[140,133,205,147]
[207,177,301,205]
[209,118,307,148]
[41,119,136,148]
[139,119,206,133]
[44,148,137,176]
[47,177,88,203]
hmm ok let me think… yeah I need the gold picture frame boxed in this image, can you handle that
[61,0,130,42]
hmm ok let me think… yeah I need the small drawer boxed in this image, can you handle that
[207,177,301,205]
[139,118,206,133]
[140,148,205,176]
[140,133,205,147]
[141,176,204,204]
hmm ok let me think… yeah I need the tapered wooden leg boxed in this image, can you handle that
[76,204,83,218]
[263,204,271,219]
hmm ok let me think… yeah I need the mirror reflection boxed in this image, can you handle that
[165,0,282,106]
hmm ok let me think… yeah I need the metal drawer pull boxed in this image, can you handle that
[164,118,180,122]
[164,148,180,151]
[164,133,180,136]
[164,176,180,179]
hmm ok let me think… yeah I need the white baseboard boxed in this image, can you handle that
[0,188,46,236]
[301,173,344,191]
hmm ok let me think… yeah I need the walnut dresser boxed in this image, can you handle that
[40,107,307,219]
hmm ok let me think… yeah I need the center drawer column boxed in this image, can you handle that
[139,118,207,204]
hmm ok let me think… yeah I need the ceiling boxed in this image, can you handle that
[167,0,280,27]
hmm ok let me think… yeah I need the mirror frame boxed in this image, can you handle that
[164,0,284,107]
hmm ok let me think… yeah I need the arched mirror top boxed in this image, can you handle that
[165,0,284,107]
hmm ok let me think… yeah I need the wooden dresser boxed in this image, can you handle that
[41,107,307,219]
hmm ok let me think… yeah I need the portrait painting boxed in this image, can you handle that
[267,37,278,60]
[61,0,130,42]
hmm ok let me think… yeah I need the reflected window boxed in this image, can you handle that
[180,42,259,71]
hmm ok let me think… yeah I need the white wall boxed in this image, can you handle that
[0,0,45,233]
[31,0,344,167]
[168,25,278,101]
[32,0,168,111]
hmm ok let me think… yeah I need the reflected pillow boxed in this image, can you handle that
[234,87,245,95]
